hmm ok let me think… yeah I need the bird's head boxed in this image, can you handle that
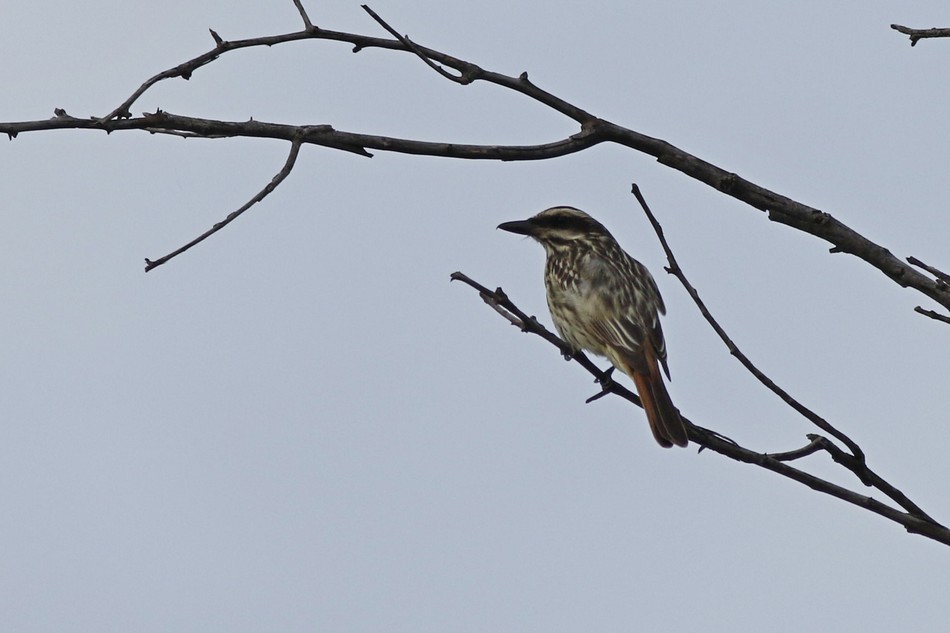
[498,206,613,250]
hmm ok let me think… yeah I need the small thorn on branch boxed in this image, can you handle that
[209,29,224,46]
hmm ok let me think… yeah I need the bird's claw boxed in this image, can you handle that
[597,366,616,384]
[585,367,616,404]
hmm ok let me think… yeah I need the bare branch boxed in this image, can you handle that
[5,4,948,315]
[891,23,950,46]
[630,183,866,462]
[144,137,303,272]
[453,270,950,545]
[40,12,932,308]
[1,110,599,160]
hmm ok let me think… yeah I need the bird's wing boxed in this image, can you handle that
[585,253,671,379]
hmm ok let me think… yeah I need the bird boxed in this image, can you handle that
[498,206,688,448]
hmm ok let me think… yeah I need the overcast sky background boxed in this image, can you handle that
[2,1,949,631]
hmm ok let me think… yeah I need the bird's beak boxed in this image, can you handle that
[497,219,535,236]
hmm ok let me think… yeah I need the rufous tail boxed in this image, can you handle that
[631,367,688,448]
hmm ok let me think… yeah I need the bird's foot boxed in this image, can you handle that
[561,346,580,361]
[585,367,616,404]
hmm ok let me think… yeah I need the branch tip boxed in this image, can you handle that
[890,23,950,46]
[914,306,950,325]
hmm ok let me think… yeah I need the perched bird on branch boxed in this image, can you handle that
[498,206,688,448]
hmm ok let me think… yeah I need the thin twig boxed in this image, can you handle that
[891,24,950,46]
[144,138,303,271]
[292,0,315,30]
[914,306,950,325]
[767,436,824,462]
[98,27,346,123]
[630,183,866,462]
[98,32,228,122]
[908,256,950,285]
[361,4,472,84]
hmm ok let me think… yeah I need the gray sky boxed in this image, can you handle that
[2,1,949,631]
